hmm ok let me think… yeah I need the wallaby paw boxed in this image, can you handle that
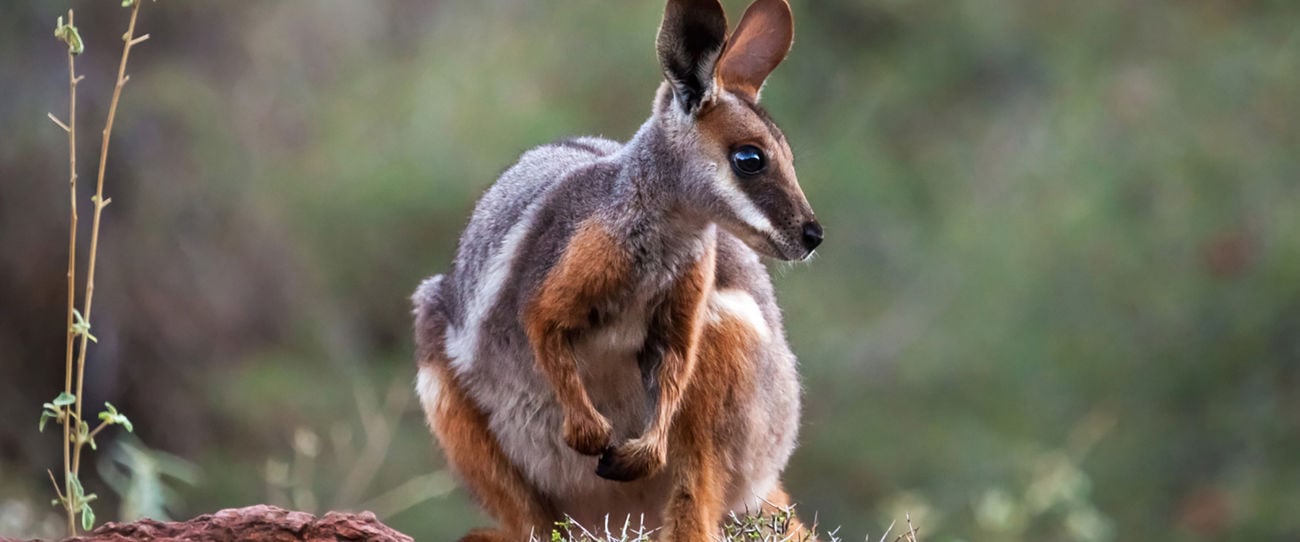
[563,411,612,456]
[595,437,666,482]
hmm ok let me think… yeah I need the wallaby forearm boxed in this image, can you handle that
[525,219,632,455]
[598,238,716,481]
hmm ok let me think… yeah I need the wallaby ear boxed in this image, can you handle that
[657,0,728,115]
[717,0,793,102]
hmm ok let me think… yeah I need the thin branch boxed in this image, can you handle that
[58,9,80,536]
[888,514,919,542]
[71,0,147,488]
[876,520,895,542]
[47,469,66,502]
[86,419,112,444]
[48,112,71,132]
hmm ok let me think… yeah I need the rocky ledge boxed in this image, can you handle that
[4,505,413,542]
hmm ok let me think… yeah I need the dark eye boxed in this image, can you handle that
[730,145,766,176]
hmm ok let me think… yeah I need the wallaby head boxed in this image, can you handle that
[652,0,821,261]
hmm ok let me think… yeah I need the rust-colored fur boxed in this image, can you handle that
[419,319,558,539]
[524,220,631,456]
[664,300,756,538]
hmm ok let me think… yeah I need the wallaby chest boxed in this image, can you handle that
[573,300,654,440]
[565,222,717,432]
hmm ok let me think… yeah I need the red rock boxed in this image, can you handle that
[2,505,412,542]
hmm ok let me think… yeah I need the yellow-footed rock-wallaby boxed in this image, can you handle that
[413,1,823,539]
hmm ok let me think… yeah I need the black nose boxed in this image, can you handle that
[801,221,824,251]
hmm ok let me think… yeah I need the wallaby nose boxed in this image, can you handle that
[801,221,824,252]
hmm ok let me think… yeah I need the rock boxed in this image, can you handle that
[1,505,413,542]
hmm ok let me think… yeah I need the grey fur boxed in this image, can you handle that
[413,2,815,533]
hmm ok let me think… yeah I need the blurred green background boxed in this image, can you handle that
[2,1,1299,540]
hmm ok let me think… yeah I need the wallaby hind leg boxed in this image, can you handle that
[659,410,726,542]
[657,310,748,541]
[419,362,557,541]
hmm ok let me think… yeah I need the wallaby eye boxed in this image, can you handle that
[730,146,766,177]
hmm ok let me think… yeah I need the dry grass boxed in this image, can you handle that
[532,506,922,542]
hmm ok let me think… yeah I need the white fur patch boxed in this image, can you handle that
[444,199,546,372]
[735,472,782,515]
[707,289,771,342]
[712,165,776,237]
[415,365,442,410]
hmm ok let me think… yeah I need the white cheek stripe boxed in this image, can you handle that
[443,198,547,373]
[415,365,442,411]
[707,289,772,342]
[713,167,775,237]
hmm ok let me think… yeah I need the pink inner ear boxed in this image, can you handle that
[717,0,793,101]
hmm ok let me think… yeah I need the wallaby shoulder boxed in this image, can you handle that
[437,136,624,329]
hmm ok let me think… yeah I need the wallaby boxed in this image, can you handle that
[413,0,822,539]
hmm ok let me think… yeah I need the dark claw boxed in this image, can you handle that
[595,445,644,482]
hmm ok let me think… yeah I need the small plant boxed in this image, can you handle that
[544,515,656,542]
[535,505,872,542]
[41,1,152,537]
[721,505,813,542]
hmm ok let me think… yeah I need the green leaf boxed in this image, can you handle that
[53,392,76,407]
[68,472,85,503]
[98,403,134,432]
[40,402,63,432]
[81,503,95,531]
[71,309,97,343]
[53,16,85,55]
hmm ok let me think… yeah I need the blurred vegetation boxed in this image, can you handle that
[2,1,1299,541]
